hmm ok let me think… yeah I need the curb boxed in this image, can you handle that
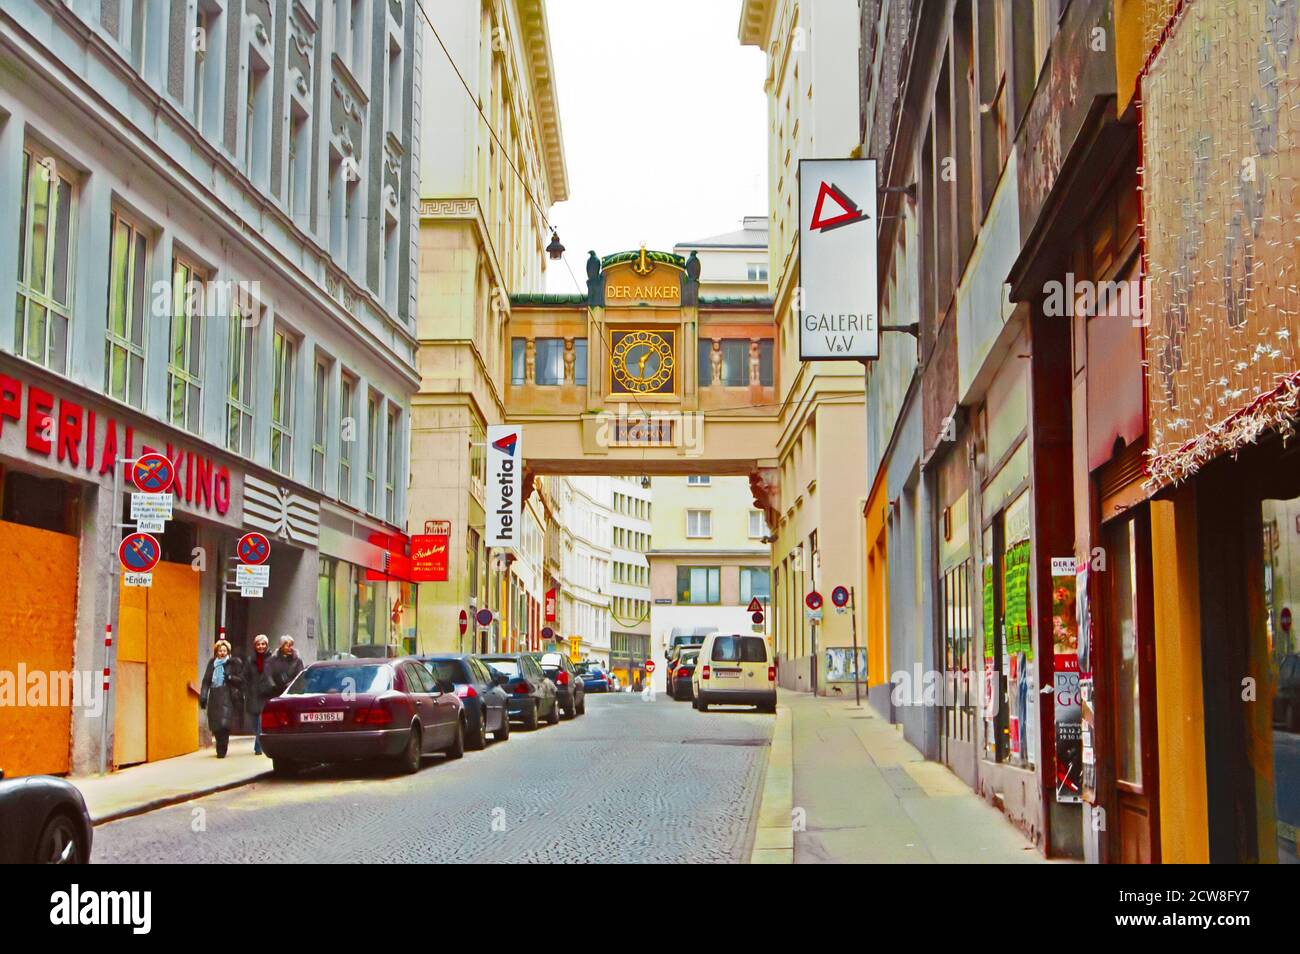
[749,703,793,863]
[91,770,272,826]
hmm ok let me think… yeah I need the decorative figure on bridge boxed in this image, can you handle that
[683,249,701,306]
[710,338,723,385]
[525,338,536,385]
[564,338,576,384]
[749,338,761,386]
[585,250,605,307]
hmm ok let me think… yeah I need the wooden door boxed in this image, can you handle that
[1104,509,1160,863]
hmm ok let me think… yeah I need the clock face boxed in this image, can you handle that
[610,330,676,395]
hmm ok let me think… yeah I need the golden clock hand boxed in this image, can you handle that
[637,349,652,377]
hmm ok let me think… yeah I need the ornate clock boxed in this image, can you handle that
[610,329,676,395]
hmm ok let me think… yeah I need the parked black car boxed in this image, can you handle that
[0,771,93,863]
[1274,653,1300,731]
[531,652,586,718]
[479,653,559,730]
[421,654,511,749]
[668,648,700,701]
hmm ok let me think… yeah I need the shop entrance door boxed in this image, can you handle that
[1102,509,1159,863]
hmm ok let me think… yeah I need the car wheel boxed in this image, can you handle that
[395,725,422,774]
[467,710,488,751]
[547,695,561,724]
[524,701,540,731]
[495,706,511,741]
[271,757,298,778]
[35,813,83,864]
[446,719,465,760]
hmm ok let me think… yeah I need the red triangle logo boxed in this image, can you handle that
[809,181,868,232]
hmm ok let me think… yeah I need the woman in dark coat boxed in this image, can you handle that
[199,640,244,758]
[244,633,274,755]
[267,635,305,696]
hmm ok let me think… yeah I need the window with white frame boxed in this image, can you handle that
[15,145,76,374]
[339,374,356,504]
[686,509,712,538]
[226,303,257,456]
[105,209,148,406]
[747,262,768,281]
[312,357,329,491]
[385,406,399,523]
[687,475,710,486]
[270,328,296,476]
[749,509,767,539]
[168,255,205,431]
[365,393,379,514]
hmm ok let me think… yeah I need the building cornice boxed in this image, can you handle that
[516,0,569,203]
[738,0,774,47]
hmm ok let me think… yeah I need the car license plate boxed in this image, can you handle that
[299,711,344,723]
[715,670,740,679]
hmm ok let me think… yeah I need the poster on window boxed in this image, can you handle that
[1076,560,1097,803]
[1051,557,1082,803]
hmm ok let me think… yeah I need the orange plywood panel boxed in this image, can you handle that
[113,660,147,767]
[0,520,78,777]
[117,580,147,663]
[144,563,200,763]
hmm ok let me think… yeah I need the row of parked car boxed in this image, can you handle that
[260,650,603,776]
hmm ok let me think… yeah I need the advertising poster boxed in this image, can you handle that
[1075,560,1097,803]
[1051,557,1082,803]
[824,647,867,683]
[485,426,522,547]
[410,521,451,582]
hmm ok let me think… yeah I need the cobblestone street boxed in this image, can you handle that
[92,694,773,864]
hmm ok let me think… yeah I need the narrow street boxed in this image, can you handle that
[92,695,772,864]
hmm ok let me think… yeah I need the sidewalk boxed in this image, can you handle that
[752,690,1046,863]
[75,737,271,824]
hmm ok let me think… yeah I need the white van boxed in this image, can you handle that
[691,633,776,713]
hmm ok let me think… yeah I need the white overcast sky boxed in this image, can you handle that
[542,0,768,294]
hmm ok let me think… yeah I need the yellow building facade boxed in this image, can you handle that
[411,0,568,653]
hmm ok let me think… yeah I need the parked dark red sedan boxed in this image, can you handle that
[260,658,465,776]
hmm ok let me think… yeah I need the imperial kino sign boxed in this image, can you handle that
[798,158,879,361]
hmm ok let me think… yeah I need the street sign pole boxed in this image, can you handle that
[850,586,861,707]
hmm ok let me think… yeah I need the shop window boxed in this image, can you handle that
[16,144,76,375]
[941,559,975,744]
[1259,496,1300,862]
[0,468,79,536]
[105,209,148,407]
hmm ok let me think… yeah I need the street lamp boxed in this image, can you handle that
[546,229,565,260]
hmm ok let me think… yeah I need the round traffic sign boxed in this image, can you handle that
[119,532,161,573]
[475,608,494,628]
[237,532,271,565]
[805,591,823,611]
[831,585,850,608]
[542,626,555,640]
[645,659,656,674]
[459,609,469,635]
[131,452,175,494]
[1284,607,1293,633]
[752,611,765,624]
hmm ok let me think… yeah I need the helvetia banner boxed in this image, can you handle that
[486,425,522,547]
[798,158,879,361]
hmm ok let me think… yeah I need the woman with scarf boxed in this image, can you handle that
[244,633,274,755]
[199,639,244,758]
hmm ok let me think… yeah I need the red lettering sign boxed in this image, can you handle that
[410,530,450,582]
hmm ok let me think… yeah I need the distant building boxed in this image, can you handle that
[608,476,652,687]
[673,216,769,298]
[648,476,771,691]
[554,477,612,665]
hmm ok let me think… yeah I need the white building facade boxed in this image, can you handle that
[0,0,419,776]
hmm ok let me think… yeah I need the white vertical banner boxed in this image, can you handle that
[485,425,522,548]
[798,158,879,361]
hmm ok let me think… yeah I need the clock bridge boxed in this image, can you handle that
[506,248,782,521]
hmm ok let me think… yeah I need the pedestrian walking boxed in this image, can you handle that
[268,635,304,696]
[244,633,274,755]
[199,640,244,758]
